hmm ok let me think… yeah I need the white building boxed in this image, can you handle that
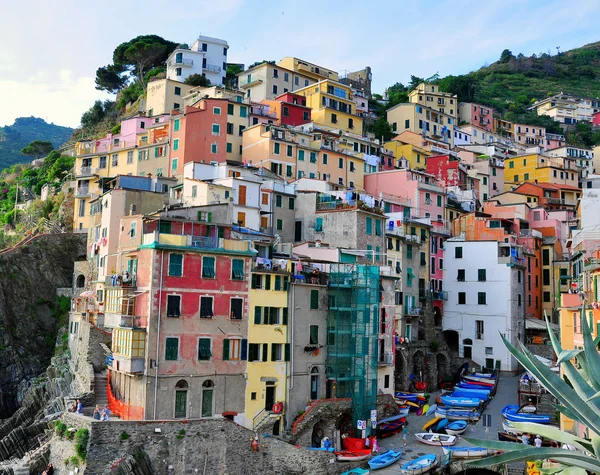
[166,35,229,86]
[453,127,472,146]
[442,239,525,372]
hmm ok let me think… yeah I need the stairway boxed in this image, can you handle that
[94,371,108,408]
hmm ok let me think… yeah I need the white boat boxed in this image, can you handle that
[415,433,456,446]
[502,421,522,435]
[443,446,491,459]
[401,454,437,475]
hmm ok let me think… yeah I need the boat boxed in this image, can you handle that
[435,407,480,421]
[307,446,335,452]
[442,446,492,459]
[497,431,552,446]
[395,392,419,402]
[341,468,370,475]
[461,371,497,385]
[415,433,456,446]
[426,404,437,416]
[422,417,440,431]
[368,449,403,470]
[435,418,449,432]
[472,372,496,379]
[452,388,490,400]
[335,449,372,462]
[395,398,420,408]
[502,421,521,434]
[398,406,410,416]
[401,454,437,475]
[440,396,481,408]
[456,381,496,391]
[502,405,551,424]
[377,415,406,438]
[445,420,468,435]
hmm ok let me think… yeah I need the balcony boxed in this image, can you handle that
[252,107,277,119]
[239,74,265,88]
[75,186,90,198]
[406,306,424,317]
[168,58,194,67]
[104,275,137,288]
[76,166,99,178]
[203,63,222,73]
[519,229,543,238]
[431,223,451,236]
[379,352,394,366]
[560,292,582,308]
[142,232,253,253]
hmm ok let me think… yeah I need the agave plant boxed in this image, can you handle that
[465,307,600,475]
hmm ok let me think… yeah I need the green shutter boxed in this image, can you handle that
[284,343,290,362]
[232,259,244,280]
[283,277,289,291]
[310,325,318,344]
[198,338,212,360]
[310,290,319,309]
[222,339,230,361]
[274,276,282,290]
[228,103,234,115]
[265,275,271,290]
[154,147,159,158]
[366,217,372,234]
[315,217,323,231]
[169,254,183,276]
[262,343,268,361]
[375,220,381,236]
[165,338,178,360]
[254,307,262,324]
[271,343,277,361]
[282,307,288,325]
[203,257,215,278]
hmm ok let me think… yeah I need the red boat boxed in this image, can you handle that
[335,449,372,462]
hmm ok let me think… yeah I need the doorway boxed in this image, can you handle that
[201,380,214,417]
[310,367,319,400]
[294,221,302,242]
[174,380,188,419]
[265,382,275,411]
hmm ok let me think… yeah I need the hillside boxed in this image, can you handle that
[0,117,73,171]
[438,41,600,116]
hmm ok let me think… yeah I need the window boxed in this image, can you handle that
[331,113,338,124]
[99,156,107,169]
[288,197,295,210]
[211,143,218,154]
[167,295,181,317]
[175,67,182,76]
[271,343,283,361]
[439,259,443,270]
[348,118,354,129]
[191,185,197,199]
[366,217,372,234]
[478,292,487,305]
[455,247,463,258]
[338,157,344,169]
[310,290,319,310]
[282,106,289,117]
[457,269,465,281]
[274,143,280,154]
[431,257,436,273]
[375,220,382,236]
[200,296,214,318]
[272,85,278,95]
[275,195,282,208]
[169,253,183,276]
[476,320,484,339]
[543,291,551,302]
[202,256,216,278]
[165,337,179,360]
[174,102,180,110]
[310,152,317,163]
[310,325,319,344]
[542,249,550,266]
[174,86,181,96]
[543,269,550,286]
[478,269,486,281]
[458,292,466,304]
[172,158,178,171]
[420,252,426,266]
[407,245,413,259]
[198,338,212,360]
[212,123,220,135]
[303,111,309,121]
[518,294,522,306]
[322,153,328,165]
[240,106,247,118]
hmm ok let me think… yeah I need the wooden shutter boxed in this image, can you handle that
[241,339,248,360]
[222,339,230,361]
[254,307,262,324]
[271,343,277,361]
[262,343,268,361]
[284,343,290,362]
[238,185,247,206]
[282,307,288,325]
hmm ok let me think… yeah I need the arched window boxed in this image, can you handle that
[201,380,214,417]
[174,380,188,418]
[463,339,473,359]
[76,275,85,288]
[310,367,319,400]
[463,338,473,345]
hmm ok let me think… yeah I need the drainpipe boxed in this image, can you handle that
[153,250,165,420]
[287,283,295,403]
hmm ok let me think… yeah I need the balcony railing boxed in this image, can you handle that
[75,186,90,198]
[204,63,222,73]
[168,58,194,67]
[239,74,265,87]
[378,352,394,366]
[406,306,424,316]
[519,229,543,238]
[76,166,99,177]
[191,236,219,249]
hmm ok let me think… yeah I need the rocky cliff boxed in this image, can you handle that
[0,233,86,418]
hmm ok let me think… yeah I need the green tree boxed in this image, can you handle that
[95,64,127,93]
[123,41,168,90]
[21,141,54,160]
[370,117,394,142]
[500,49,515,63]
[184,74,211,87]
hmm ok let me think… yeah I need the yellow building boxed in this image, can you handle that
[385,139,430,170]
[145,78,194,116]
[277,57,339,82]
[503,154,580,191]
[245,263,291,433]
[387,83,457,146]
[294,80,363,134]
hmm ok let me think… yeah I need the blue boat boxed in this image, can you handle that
[452,388,490,400]
[341,468,370,475]
[457,381,495,391]
[369,449,403,470]
[445,420,468,435]
[435,407,480,421]
[435,418,449,432]
[307,446,334,452]
[440,396,481,408]
[502,404,551,424]
[395,391,420,402]
[401,454,437,475]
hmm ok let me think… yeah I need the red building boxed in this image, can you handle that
[169,99,229,177]
[593,111,600,127]
[263,92,312,127]
[425,154,469,188]
[108,215,254,421]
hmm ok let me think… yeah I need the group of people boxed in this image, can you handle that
[68,399,110,421]
[521,433,543,447]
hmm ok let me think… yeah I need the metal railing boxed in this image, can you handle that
[191,236,219,249]
[204,63,222,73]
[169,58,193,66]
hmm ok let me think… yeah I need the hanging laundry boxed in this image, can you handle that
[296,260,303,272]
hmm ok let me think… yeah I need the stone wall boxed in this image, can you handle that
[67,417,339,475]
[527,343,555,361]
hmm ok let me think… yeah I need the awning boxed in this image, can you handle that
[407,270,417,279]
[526,317,559,332]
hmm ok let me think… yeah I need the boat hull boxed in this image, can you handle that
[401,455,437,475]
[368,450,403,470]
[445,420,468,435]
[443,447,491,459]
[440,396,481,408]
[435,408,480,421]
[415,433,456,446]
[336,450,372,462]
[502,404,551,424]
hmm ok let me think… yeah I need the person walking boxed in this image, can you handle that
[402,424,408,447]
[521,433,530,445]
[76,399,83,415]
[534,435,542,448]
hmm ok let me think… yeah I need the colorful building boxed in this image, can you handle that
[458,103,494,132]
[504,154,579,191]
[262,92,312,127]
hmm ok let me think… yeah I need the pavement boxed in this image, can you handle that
[371,374,519,474]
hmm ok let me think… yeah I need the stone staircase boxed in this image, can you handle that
[94,371,108,408]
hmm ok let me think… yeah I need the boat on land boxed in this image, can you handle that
[401,454,437,475]
[415,433,456,446]
[497,431,552,446]
[435,407,480,421]
[445,420,468,435]
[502,404,551,424]
[341,468,370,475]
[377,414,406,438]
[335,449,372,462]
[440,396,481,408]
[368,449,403,470]
[442,446,492,459]
[452,388,491,399]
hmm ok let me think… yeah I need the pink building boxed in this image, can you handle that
[430,230,445,324]
[458,103,494,133]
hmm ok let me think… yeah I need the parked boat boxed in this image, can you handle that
[472,372,496,379]
[461,371,497,385]
[435,418,449,432]
[440,396,481,408]
[426,404,437,416]
[497,431,552,446]
[435,407,480,421]
[395,392,419,402]
[307,446,335,452]
[401,454,437,475]
[445,420,468,436]
[341,468,370,475]
[452,388,490,400]
[368,449,403,470]
[502,421,521,435]
[377,415,406,438]
[335,449,372,462]
[397,405,410,416]
[415,433,456,446]
[502,404,551,424]
[456,381,496,391]
[442,446,491,459]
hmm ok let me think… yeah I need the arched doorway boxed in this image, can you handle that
[433,306,442,327]
[436,353,449,380]
[412,350,425,385]
[311,421,325,448]
[463,338,473,359]
[76,274,85,288]
[174,380,188,419]
[310,367,319,400]
[201,380,214,417]
[443,330,459,353]
[336,412,353,438]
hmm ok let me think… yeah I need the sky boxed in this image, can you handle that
[1,0,600,129]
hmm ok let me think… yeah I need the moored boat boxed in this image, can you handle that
[368,449,403,470]
[335,449,372,462]
[307,446,334,452]
[442,446,491,459]
[435,407,480,421]
[377,415,406,438]
[415,433,456,446]
[445,420,468,435]
[456,381,496,391]
[502,404,551,424]
[440,396,481,408]
[497,431,552,446]
[401,454,437,475]
[452,388,491,399]
[341,468,370,475]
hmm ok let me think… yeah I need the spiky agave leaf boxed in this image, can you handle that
[510,422,592,453]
